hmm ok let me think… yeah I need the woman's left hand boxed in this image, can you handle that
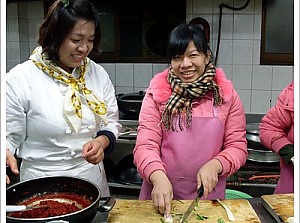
[82,138,106,164]
[196,159,223,197]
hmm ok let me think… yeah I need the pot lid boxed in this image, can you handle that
[117,91,145,101]
[246,123,260,134]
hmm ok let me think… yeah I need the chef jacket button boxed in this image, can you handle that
[65,128,72,134]
[70,150,76,156]
[87,125,94,130]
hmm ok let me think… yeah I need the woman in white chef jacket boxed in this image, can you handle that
[6,0,121,197]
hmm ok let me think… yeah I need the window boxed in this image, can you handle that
[260,0,294,65]
[90,0,186,63]
[44,0,185,63]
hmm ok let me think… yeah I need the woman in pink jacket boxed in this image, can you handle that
[259,82,294,194]
[133,23,247,217]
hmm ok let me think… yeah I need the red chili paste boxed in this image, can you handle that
[8,192,92,219]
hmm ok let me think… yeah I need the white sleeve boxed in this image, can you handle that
[6,66,28,154]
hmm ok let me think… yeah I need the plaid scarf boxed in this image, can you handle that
[29,46,108,134]
[162,62,222,131]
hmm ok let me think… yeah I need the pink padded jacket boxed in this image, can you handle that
[133,68,247,182]
[259,82,294,193]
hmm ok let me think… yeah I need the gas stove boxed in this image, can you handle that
[104,118,139,189]
[226,160,280,197]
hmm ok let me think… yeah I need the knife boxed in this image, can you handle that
[180,185,204,223]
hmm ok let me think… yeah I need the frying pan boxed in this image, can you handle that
[6,176,115,223]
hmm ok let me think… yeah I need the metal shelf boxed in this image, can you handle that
[116,138,136,144]
[108,179,141,190]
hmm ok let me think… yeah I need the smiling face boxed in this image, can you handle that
[57,19,95,73]
[170,41,211,83]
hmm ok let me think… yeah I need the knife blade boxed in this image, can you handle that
[180,185,204,223]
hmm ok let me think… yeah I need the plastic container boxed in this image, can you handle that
[225,189,252,199]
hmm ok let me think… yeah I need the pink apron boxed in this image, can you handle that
[274,163,294,194]
[139,105,226,200]
[274,124,294,194]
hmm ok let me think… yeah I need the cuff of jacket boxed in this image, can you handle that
[6,142,16,156]
[96,130,116,155]
[278,144,294,164]
[142,161,166,183]
[215,156,230,176]
[271,137,293,154]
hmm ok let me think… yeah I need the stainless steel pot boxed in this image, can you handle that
[6,176,115,223]
[246,123,280,163]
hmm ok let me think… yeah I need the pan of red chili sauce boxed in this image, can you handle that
[6,176,116,223]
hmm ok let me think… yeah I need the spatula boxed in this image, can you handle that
[6,204,45,212]
[216,199,235,222]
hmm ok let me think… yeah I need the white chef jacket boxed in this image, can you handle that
[6,59,121,197]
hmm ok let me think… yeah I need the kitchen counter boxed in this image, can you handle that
[92,197,277,223]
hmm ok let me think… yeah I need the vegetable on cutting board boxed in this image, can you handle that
[195,214,208,221]
[164,213,174,223]
[217,218,225,223]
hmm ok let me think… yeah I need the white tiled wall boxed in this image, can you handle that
[6,0,294,114]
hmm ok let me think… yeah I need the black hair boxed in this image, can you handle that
[37,0,101,61]
[167,23,212,62]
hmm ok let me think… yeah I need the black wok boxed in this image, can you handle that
[6,176,115,223]
[117,91,145,117]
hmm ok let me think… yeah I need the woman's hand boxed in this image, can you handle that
[6,150,19,184]
[82,136,109,164]
[196,159,223,197]
[150,170,173,216]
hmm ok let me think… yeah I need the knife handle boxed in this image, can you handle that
[197,185,204,198]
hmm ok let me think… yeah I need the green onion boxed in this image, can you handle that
[195,214,209,221]
[217,218,225,223]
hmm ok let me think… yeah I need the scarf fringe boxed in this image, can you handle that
[162,106,192,131]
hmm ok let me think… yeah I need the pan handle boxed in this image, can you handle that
[95,197,116,212]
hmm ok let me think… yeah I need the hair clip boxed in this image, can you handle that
[61,0,69,7]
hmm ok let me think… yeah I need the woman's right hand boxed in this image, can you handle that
[150,170,173,216]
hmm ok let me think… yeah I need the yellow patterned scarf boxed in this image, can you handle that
[29,46,108,134]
